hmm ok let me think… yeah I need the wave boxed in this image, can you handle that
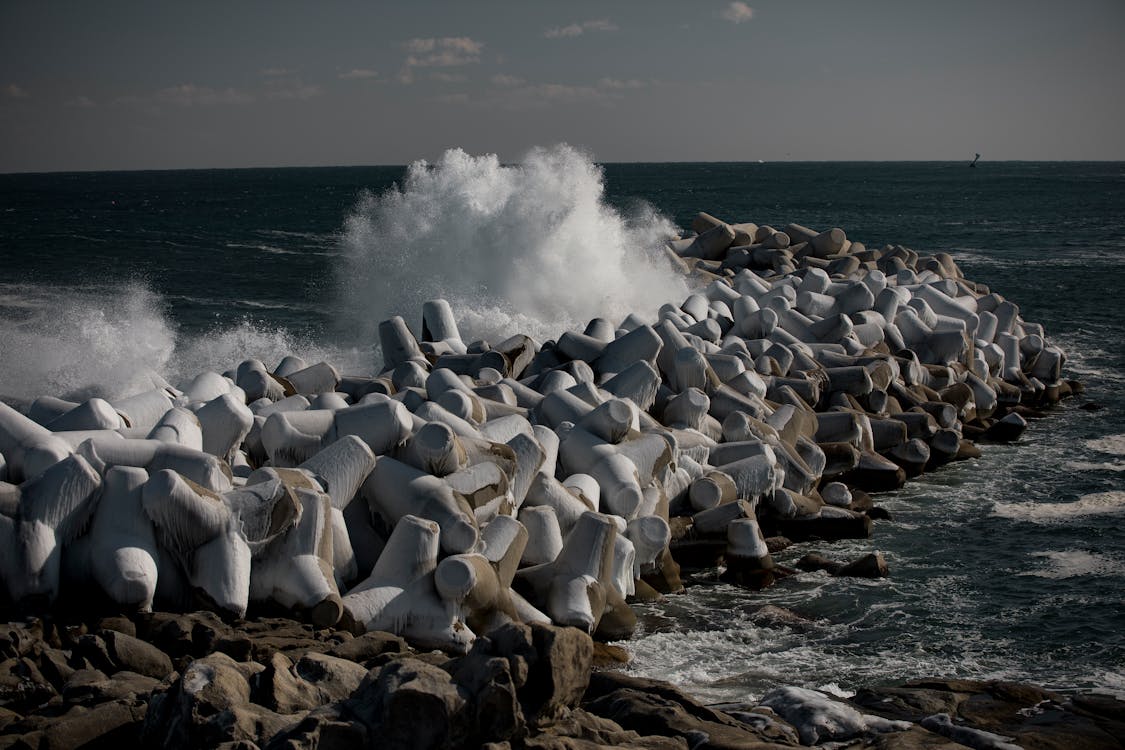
[0,282,357,404]
[991,491,1125,524]
[334,144,690,345]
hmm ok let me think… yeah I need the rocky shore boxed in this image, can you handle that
[1,212,1112,746]
[1,613,1122,749]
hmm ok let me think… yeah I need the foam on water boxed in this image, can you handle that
[1086,434,1125,456]
[991,492,1125,524]
[335,144,690,345]
[1019,550,1125,580]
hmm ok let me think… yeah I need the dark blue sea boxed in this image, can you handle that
[2,151,1123,701]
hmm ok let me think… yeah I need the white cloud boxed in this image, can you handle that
[402,37,483,67]
[264,80,322,101]
[544,18,618,38]
[4,83,29,99]
[339,68,379,80]
[597,78,647,90]
[720,2,754,24]
[490,73,525,87]
[156,84,254,107]
[64,96,96,108]
[430,71,467,83]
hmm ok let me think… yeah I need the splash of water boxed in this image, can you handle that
[335,144,689,345]
[0,282,352,404]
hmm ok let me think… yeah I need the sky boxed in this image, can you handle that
[1,0,1123,172]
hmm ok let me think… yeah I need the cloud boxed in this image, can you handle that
[720,2,754,23]
[544,19,618,38]
[430,71,466,83]
[402,37,483,67]
[260,68,292,77]
[490,73,525,87]
[339,68,379,80]
[156,84,254,107]
[64,96,96,108]
[597,78,647,90]
[264,80,322,101]
[4,83,29,99]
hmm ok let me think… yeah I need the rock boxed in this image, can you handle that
[342,657,469,750]
[0,657,56,712]
[62,670,160,706]
[757,686,911,745]
[851,679,1125,750]
[591,642,630,668]
[585,671,796,748]
[142,652,295,750]
[795,552,844,575]
[836,551,889,578]
[100,630,174,679]
[326,631,407,665]
[39,699,148,750]
[525,623,594,723]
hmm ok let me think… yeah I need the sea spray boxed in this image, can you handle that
[0,282,359,404]
[335,145,690,347]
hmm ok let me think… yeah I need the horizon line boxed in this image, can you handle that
[4,158,1124,177]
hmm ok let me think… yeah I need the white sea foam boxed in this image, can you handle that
[0,282,355,403]
[1019,550,1125,580]
[991,491,1125,524]
[335,144,690,346]
[1065,461,1125,473]
[1086,434,1125,456]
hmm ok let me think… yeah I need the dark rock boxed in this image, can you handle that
[0,707,22,733]
[773,512,872,542]
[795,553,844,575]
[100,631,173,680]
[749,605,818,633]
[867,506,893,521]
[262,714,368,750]
[142,652,295,750]
[447,652,524,744]
[853,679,1125,750]
[526,623,594,723]
[0,657,57,712]
[836,552,890,578]
[34,648,76,691]
[641,547,684,594]
[39,699,147,750]
[62,670,159,706]
[764,536,792,554]
[528,708,690,749]
[95,617,137,639]
[584,679,792,749]
[342,657,469,750]
[326,631,407,665]
[591,643,630,668]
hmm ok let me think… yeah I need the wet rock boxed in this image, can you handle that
[758,686,911,745]
[837,551,889,578]
[585,671,793,749]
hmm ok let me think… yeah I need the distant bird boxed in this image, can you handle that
[969,153,981,168]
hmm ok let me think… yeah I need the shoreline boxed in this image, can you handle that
[0,210,1111,745]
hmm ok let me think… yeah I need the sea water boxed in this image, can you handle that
[2,149,1123,701]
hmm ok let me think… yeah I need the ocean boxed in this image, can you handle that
[2,149,1123,702]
